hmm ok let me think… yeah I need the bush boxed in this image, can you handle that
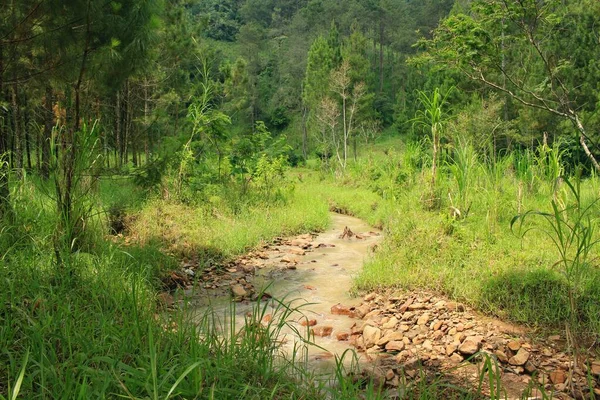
[481,269,571,326]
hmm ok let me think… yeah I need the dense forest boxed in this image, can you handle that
[2,0,600,398]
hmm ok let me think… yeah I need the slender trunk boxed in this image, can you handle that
[379,18,384,94]
[302,105,308,160]
[123,79,131,165]
[115,91,122,167]
[431,126,438,188]
[342,96,347,170]
[144,79,150,164]
[0,45,9,218]
[11,83,23,178]
[24,108,32,170]
[572,114,600,172]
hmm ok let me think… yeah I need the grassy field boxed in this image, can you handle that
[301,137,600,341]
[2,134,599,399]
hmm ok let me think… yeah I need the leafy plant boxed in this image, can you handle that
[511,170,600,386]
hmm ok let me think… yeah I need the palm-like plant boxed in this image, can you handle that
[413,88,451,189]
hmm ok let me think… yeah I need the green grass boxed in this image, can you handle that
[301,136,600,339]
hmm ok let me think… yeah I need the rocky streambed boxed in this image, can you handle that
[160,213,600,398]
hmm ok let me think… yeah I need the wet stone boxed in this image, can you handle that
[311,326,333,337]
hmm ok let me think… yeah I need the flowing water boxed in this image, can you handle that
[187,213,383,372]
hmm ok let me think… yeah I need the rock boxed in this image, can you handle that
[353,304,370,319]
[455,323,465,332]
[385,369,395,381]
[509,348,530,366]
[524,361,537,374]
[382,316,398,330]
[433,320,443,331]
[289,248,306,256]
[311,326,333,337]
[548,335,561,341]
[446,302,465,312]
[549,370,566,385]
[494,350,509,363]
[458,336,482,356]
[364,293,377,301]
[507,340,521,352]
[386,341,405,352]
[446,343,458,356]
[590,362,600,376]
[231,285,247,298]
[399,298,414,312]
[303,285,317,290]
[331,303,355,316]
[417,313,430,326]
[450,353,464,364]
[291,239,311,248]
[157,292,174,307]
[336,332,350,341]
[363,325,382,348]
[408,303,427,311]
[299,318,317,327]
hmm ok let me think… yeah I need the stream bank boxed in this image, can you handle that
[160,213,600,399]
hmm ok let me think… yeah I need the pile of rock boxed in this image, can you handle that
[332,291,600,398]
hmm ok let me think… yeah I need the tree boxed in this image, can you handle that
[418,0,600,171]
[302,35,334,158]
[328,60,366,171]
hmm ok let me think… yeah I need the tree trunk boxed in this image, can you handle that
[11,82,23,178]
[115,91,122,167]
[342,96,347,170]
[123,79,131,165]
[302,105,308,160]
[24,107,32,170]
[0,45,9,218]
[379,18,384,94]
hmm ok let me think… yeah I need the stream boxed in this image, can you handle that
[187,213,383,372]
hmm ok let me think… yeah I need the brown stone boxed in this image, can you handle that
[509,348,530,366]
[262,314,272,324]
[455,323,465,332]
[433,320,443,331]
[299,318,317,327]
[331,303,355,316]
[447,302,465,312]
[524,361,537,374]
[458,337,482,356]
[231,285,247,298]
[450,353,464,364]
[386,341,405,352]
[507,341,521,352]
[494,350,508,363]
[549,370,566,385]
[446,343,458,356]
[363,325,382,348]
[311,326,333,337]
[408,302,427,311]
[336,332,350,341]
[590,362,600,376]
[382,316,398,329]
[385,369,395,381]
[417,313,430,326]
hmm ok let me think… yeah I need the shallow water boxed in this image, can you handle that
[187,213,383,372]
